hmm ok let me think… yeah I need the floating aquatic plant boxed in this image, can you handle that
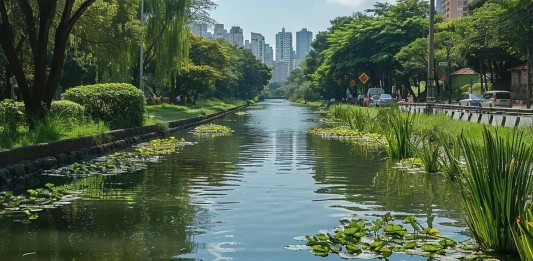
[286,213,488,260]
[394,158,426,173]
[45,137,191,178]
[0,183,81,220]
[309,127,387,147]
[235,111,248,116]
[192,124,233,135]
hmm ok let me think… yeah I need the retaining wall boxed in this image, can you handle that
[0,105,246,190]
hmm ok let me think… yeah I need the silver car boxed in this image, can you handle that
[480,91,512,108]
[459,94,482,107]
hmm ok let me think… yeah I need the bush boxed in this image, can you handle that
[0,99,25,128]
[63,83,145,129]
[49,100,86,125]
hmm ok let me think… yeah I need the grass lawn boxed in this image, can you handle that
[145,98,247,123]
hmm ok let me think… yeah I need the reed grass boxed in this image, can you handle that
[417,137,441,173]
[442,127,533,252]
[383,110,416,160]
[513,208,533,260]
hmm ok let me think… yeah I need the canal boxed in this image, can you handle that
[0,99,467,261]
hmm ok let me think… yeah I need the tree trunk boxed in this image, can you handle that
[193,89,199,106]
[0,0,96,128]
[490,59,495,90]
[479,55,485,93]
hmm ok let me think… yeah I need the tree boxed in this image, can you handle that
[176,35,229,105]
[0,0,97,126]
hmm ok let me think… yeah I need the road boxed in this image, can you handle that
[400,104,533,127]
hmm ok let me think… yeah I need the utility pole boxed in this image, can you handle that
[527,8,532,109]
[445,40,452,104]
[526,37,531,109]
[139,0,145,96]
[427,0,436,103]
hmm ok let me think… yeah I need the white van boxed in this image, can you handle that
[367,88,385,98]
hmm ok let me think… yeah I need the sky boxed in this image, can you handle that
[209,0,379,51]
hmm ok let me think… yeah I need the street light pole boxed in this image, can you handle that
[139,0,145,95]
[427,0,435,103]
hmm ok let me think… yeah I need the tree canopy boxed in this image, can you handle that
[284,0,531,102]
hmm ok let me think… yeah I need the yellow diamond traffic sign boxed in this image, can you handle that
[359,73,369,85]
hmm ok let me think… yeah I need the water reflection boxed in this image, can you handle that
[0,100,470,261]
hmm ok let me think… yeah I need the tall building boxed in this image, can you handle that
[441,0,471,19]
[229,26,244,47]
[264,44,274,67]
[191,24,213,39]
[274,28,293,83]
[296,28,313,67]
[250,32,265,63]
[435,0,442,12]
[213,24,229,41]
[273,61,289,83]
[245,40,251,49]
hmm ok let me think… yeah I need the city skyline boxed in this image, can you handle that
[209,0,369,52]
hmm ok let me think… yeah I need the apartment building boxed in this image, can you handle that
[441,0,472,19]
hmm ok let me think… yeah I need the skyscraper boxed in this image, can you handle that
[213,24,229,41]
[274,28,293,83]
[295,28,313,69]
[264,44,274,67]
[191,24,213,39]
[250,33,265,63]
[229,26,244,47]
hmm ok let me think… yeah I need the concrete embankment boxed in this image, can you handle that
[0,105,246,190]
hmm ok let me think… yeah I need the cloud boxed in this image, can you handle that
[325,0,367,7]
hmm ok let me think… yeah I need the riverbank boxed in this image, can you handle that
[145,99,248,122]
[0,103,246,190]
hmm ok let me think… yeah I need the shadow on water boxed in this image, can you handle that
[0,99,495,261]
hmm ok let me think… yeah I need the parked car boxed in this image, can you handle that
[458,94,482,107]
[376,94,394,106]
[367,88,385,98]
[480,91,512,108]
[368,95,381,106]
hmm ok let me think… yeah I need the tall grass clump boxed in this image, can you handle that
[443,127,533,252]
[333,105,372,132]
[32,115,66,144]
[513,208,533,260]
[383,109,416,159]
[417,136,441,173]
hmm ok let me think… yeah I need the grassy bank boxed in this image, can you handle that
[325,104,533,257]
[145,99,247,123]
[0,99,246,150]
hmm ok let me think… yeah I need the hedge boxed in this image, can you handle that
[63,83,144,129]
[0,100,86,127]
[48,100,86,125]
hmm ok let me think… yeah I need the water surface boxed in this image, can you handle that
[0,100,467,261]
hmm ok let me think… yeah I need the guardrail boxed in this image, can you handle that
[399,103,533,115]
[398,103,533,127]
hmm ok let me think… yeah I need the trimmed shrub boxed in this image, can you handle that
[0,99,25,128]
[49,100,86,125]
[63,83,145,129]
